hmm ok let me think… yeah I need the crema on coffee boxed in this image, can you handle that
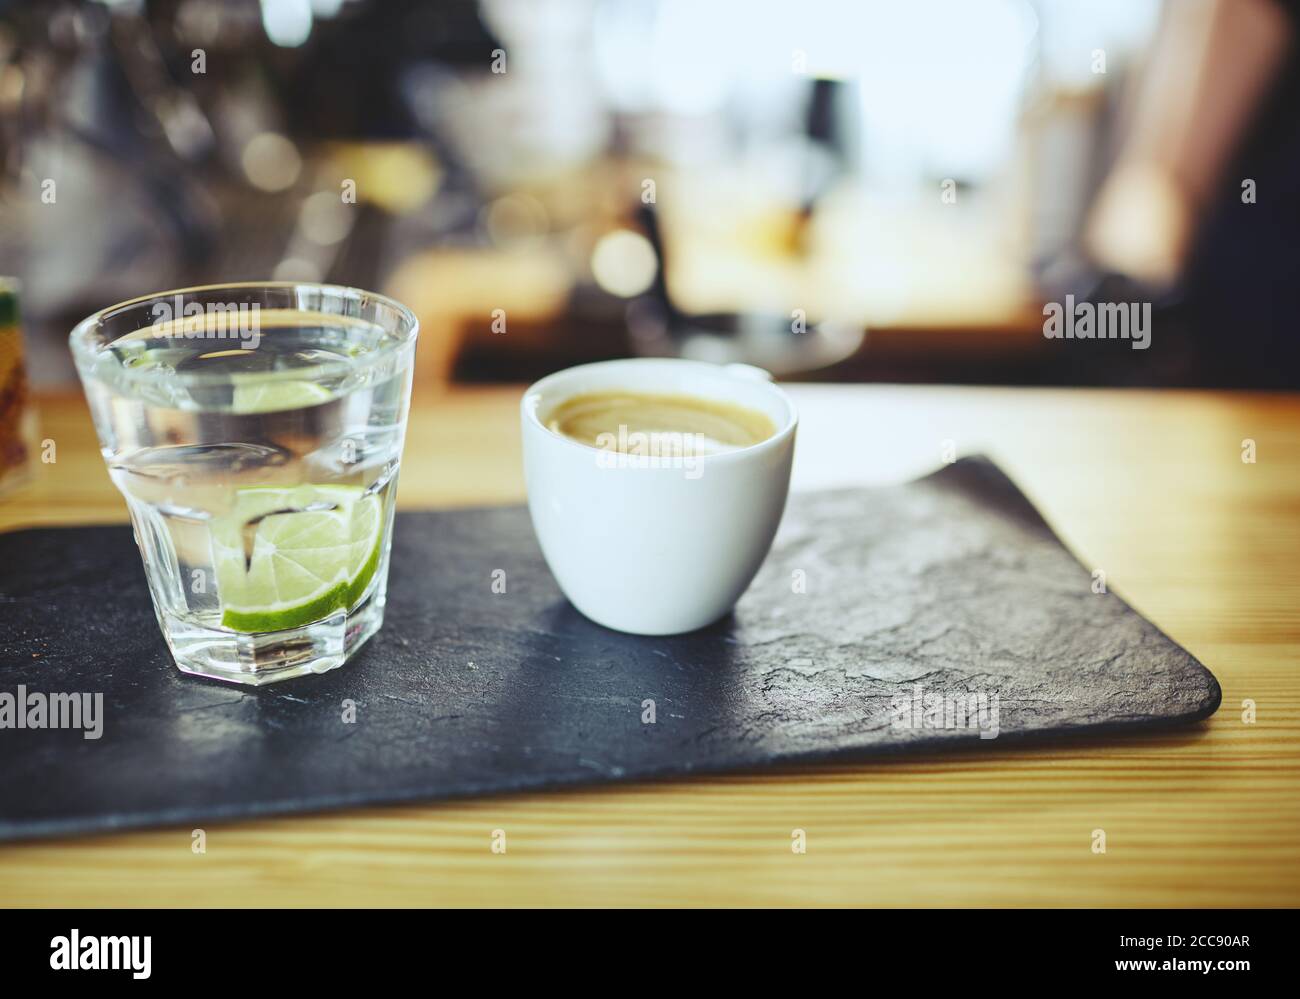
[546,390,775,456]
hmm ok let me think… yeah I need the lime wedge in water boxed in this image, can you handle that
[231,379,333,414]
[213,485,384,633]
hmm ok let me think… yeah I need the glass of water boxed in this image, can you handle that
[70,283,418,686]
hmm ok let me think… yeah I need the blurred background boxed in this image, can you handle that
[0,0,1297,391]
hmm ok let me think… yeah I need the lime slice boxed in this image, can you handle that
[213,485,385,633]
[231,379,333,414]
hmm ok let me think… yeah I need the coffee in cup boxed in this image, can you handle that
[545,390,775,456]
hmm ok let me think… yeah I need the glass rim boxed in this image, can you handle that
[69,280,419,388]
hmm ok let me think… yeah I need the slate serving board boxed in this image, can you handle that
[0,457,1219,842]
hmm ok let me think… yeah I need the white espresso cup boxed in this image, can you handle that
[521,358,797,635]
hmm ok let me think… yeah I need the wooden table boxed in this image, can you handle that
[2,384,1297,907]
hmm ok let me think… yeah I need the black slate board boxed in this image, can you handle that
[0,457,1219,842]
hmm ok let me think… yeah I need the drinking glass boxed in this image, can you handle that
[70,283,418,686]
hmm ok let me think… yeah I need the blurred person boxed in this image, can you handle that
[1084,0,1300,387]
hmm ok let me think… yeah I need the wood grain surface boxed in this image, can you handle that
[1,384,1297,907]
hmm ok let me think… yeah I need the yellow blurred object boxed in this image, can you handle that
[661,171,1036,330]
[322,142,442,214]
[733,209,808,259]
[0,279,37,496]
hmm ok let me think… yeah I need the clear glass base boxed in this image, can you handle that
[157,587,385,686]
